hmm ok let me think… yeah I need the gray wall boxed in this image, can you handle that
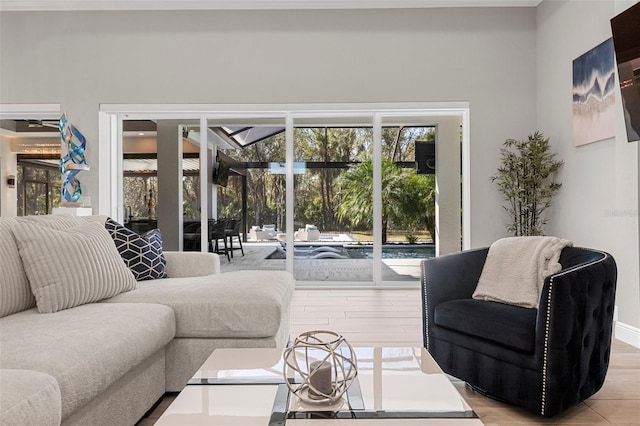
[537,0,640,330]
[0,7,537,249]
[2,4,637,334]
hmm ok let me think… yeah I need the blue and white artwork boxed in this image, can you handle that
[59,113,90,203]
[572,38,616,146]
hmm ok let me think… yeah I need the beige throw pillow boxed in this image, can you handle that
[11,221,137,313]
[0,218,35,317]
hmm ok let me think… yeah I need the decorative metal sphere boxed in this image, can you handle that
[283,330,358,404]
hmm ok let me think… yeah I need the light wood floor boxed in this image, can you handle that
[141,288,640,425]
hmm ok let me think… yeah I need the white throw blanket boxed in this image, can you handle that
[472,236,573,309]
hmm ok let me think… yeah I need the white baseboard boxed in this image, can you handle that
[615,321,640,348]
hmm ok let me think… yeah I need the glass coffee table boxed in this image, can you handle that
[155,347,483,425]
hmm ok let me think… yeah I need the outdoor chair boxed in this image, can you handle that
[262,224,277,239]
[209,219,230,261]
[421,246,617,417]
[294,224,320,241]
[182,220,202,251]
[225,219,244,258]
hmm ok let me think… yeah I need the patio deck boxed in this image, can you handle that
[219,242,422,284]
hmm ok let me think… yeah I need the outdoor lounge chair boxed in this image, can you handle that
[249,225,278,241]
[294,224,320,241]
[262,224,277,238]
[278,243,348,259]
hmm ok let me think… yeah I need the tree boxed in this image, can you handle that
[491,131,563,236]
[397,173,436,242]
[182,175,200,220]
[335,159,404,243]
[224,132,286,228]
[216,125,437,237]
[123,176,157,220]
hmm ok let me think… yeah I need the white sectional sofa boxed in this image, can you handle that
[0,215,295,426]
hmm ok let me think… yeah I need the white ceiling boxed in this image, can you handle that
[0,0,542,11]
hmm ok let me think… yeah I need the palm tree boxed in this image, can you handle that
[336,159,404,243]
[398,174,436,242]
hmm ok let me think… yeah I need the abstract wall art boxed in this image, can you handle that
[59,113,90,204]
[572,38,616,147]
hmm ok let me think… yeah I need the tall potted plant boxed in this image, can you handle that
[491,131,564,236]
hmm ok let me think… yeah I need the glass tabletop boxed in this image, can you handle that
[184,347,477,422]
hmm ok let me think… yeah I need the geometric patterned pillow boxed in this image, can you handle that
[104,218,167,281]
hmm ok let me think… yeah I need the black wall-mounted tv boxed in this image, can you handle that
[611,2,640,142]
[213,157,230,187]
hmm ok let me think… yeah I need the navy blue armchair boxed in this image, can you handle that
[421,246,617,417]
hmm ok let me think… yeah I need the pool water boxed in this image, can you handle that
[266,244,435,260]
[345,245,435,259]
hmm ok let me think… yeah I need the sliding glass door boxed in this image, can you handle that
[206,115,287,273]
[379,123,437,282]
[292,118,374,284]
[106,102,467,287]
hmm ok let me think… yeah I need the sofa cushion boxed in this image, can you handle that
[0,215,108,318]
[0,369,62,426]
[106,270,295,338]
[434,299,537,353]
[14,214,107,230]
[0,303,175,419]
[0,218,34,317]
[163,251,220,277]
[11,221,138,313]
[105,218,167,281]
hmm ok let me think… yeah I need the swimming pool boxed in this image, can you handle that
[345,245,435,259]
[266,244,435,260]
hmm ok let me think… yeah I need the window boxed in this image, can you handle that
[122,154,201,221]
[122,176,158,221]
[17,162,61,216]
